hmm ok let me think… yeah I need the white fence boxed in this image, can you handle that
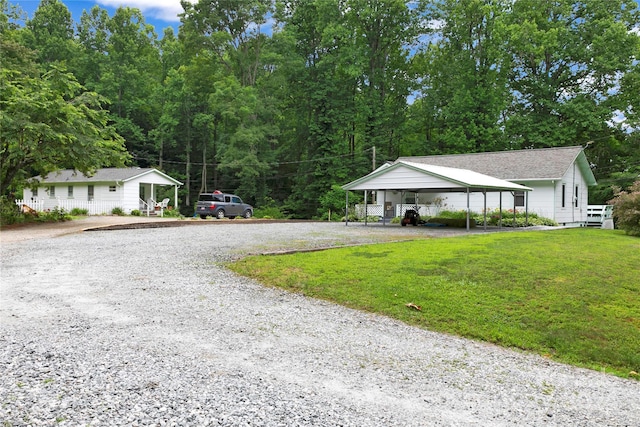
[15,199,122,215]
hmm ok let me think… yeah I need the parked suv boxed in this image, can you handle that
[196,192,253,219]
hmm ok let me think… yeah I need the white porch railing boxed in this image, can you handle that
[587,205,613,225]
[15,199,122,215]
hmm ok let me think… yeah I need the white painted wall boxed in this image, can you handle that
[554,163,590,225]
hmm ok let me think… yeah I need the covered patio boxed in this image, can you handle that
[342,161,533,231]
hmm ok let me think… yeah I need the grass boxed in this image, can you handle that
[228,229,640,378]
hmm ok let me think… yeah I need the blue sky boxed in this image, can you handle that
[12,0,184,34]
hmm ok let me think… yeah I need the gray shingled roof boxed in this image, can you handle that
[397,146,595,184]
[33,168,179,184]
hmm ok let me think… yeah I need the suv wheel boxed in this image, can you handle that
[216,209,225,219]
[199,214,207,219]
[243,210,252,219]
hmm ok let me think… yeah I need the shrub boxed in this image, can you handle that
[253,197,288,219]
[608,180,640,236]
[130,209,141,216]
[0,196,24,225]
[437,210,469,220]
[70,208,89,216]
[36,207,71,222]
[473,209,557,227]
[426,217,476,228]
[161,208,182,218]
[254,206,287,219]
[111,207,125,216]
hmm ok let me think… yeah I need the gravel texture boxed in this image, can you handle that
[0,221,638,426]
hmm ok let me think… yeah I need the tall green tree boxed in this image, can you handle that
[23,0,77,65]
[0,37,129,195]
[413,0,510,154]
[501,0,639,148]
[75,6,162,165]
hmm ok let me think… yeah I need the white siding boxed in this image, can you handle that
[362,165,467,190]
[122,181,141,213]
[555,163,590,225]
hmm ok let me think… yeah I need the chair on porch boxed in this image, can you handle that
[156,198,170,217]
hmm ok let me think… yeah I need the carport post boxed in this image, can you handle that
[512,191,516,228]
[382,191,387,226]
[483,190,487,231]
[345,191,349,226]
[364,191,368,225]
[466,187,470,232]
[525,191,529,226]
[499,192,503,228]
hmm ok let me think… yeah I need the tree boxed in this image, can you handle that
[0,38,129,195]
[413,0,510,154]
[24,0,77,65]
[501,0,639,148]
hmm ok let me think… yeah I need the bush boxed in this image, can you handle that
[608,180,640,236]
[426,217,477,228]
[254,206,287,219]
[111,207,125,216]
[473,209,557,227]
[35,207,71,223]
[130,209,141,216]
[0,196,24,226]
[70,208,89,216]
[161,208,182,218]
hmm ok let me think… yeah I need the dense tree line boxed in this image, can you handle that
[2,0,639,217]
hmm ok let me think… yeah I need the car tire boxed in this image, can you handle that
[216,210,225,219]
[199,215,207,219]
[243,210,252,219]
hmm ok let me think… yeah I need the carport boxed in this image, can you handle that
[342,161,533,231]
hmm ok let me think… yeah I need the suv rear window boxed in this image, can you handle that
[198,193,223,202]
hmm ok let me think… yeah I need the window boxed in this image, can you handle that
[514,191,525,207]
[68,186,73,198]
[561,184,566,208]
[88,185,94,201]
[232,196,242,203]
[49,186,56,199]
[33,187,38,197]
[109,185,116,192]
[574,185,579,208]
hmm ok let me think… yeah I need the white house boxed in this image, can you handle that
[344,146,597,226]
[20,168,183,215]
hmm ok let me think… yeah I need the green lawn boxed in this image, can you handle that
[228,228,640,378]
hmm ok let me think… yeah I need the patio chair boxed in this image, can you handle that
[157,198,170,217]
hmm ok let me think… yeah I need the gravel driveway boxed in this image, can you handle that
[1,221,638,426]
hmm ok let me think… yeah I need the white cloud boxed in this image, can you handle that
[97,0,194,22]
